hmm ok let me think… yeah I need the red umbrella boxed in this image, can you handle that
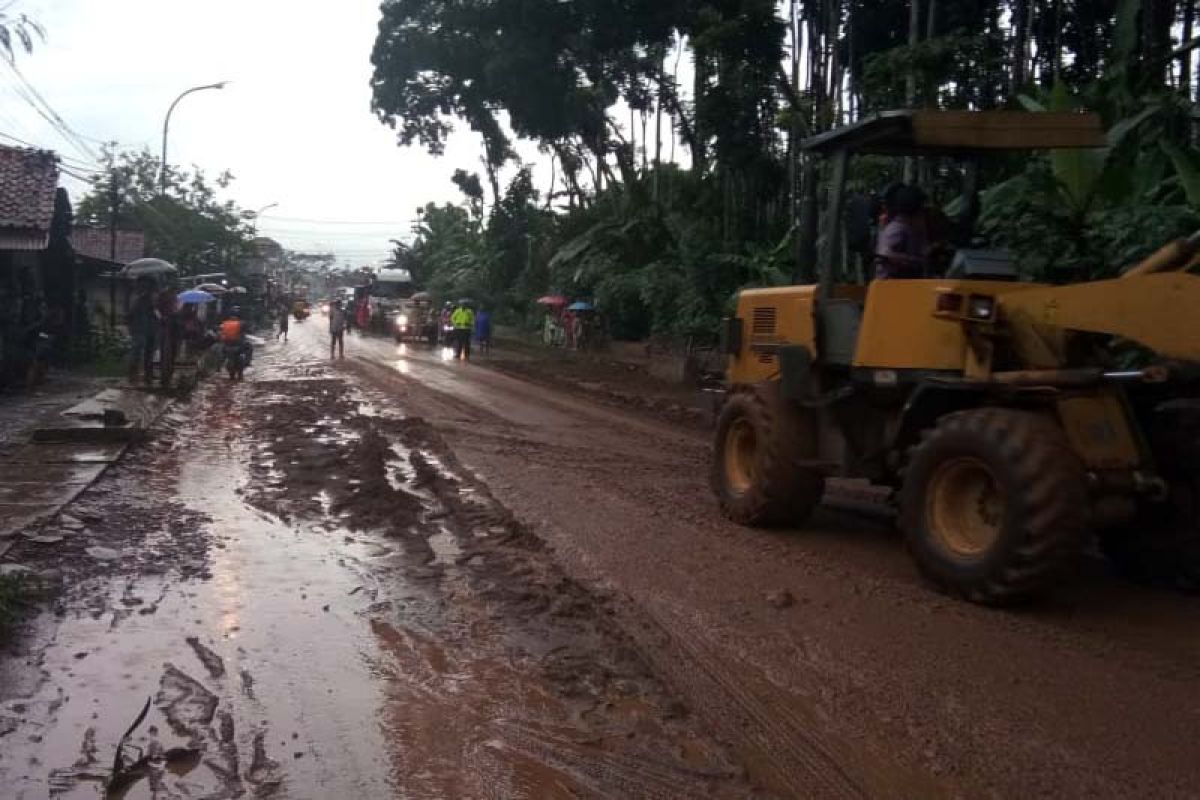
[536,295,568,306]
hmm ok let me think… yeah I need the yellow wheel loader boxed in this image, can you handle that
[713,110,1200,604]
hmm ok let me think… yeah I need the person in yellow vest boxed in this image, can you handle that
[450,301,475,360]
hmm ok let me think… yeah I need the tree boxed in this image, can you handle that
[76,148,255,278]
[370,0,1200,342]
[0,3,43,61]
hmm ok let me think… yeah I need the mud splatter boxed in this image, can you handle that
[186,636,226,679]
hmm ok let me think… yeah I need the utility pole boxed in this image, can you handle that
[108,179,119,329]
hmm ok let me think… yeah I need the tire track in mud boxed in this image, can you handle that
[238,366,774,798]
[347,349,974,799]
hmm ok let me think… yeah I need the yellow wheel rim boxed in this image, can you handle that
[925,456,1005,558]
[724,418,757,495]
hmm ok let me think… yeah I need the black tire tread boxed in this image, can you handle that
[712,384,825,527]
[900,408,1088,605]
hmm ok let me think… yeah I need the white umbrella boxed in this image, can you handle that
[195,282,228,294]
[120,258,178,278]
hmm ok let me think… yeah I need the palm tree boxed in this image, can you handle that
[0,2,43,62]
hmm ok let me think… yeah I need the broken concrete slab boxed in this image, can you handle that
[33,388,170,444]
[8,442,127,464]
[0,481,102,507]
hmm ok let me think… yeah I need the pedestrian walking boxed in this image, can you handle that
[126,277,158,385]
[450,301,475,360]
[474,307,492,356]
[278,304,290,342]
[330,299,347,359]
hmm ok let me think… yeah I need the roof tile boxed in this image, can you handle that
[0,145,59,231]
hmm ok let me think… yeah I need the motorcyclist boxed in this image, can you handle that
[219,307,253,374]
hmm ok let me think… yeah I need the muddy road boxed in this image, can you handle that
[0,342,763,799]
[304,323,1200,799]
[1,323,1199,798]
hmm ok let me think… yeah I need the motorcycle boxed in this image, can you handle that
[223,341,251,381]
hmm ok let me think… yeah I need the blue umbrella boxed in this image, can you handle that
[178,289,215,304]
[567,301,594,311]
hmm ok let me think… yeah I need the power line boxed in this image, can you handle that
[1,57,100,163]
[5,58,100,161]
[0,130,103,172]
[59,165,99,183]
[260,213,414,226]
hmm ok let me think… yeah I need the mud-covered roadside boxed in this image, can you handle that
[0,345,776,799]
[242,374,770,798]
[480,343,713,431]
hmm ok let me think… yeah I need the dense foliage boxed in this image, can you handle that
[77,148,257,279]
[372,0,1200,339]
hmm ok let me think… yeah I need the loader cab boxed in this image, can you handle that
[799,110,1106,371]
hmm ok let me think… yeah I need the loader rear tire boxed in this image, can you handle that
[712,384,824,527]
[900,409,1088,605]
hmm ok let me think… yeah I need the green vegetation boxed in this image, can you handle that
[374,0,1200,341]
[0,3,44,61]
[76,148,257,282]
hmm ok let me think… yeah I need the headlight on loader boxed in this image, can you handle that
[395,314,409,328]
[967,294,996,321]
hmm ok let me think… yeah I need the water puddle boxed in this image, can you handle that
[0,344,764,799]
[427,525,462,566]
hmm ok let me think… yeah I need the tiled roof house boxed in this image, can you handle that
[0,145,60,252]
[70,228,146,266]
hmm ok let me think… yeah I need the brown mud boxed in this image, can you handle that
[479,344,712,431]
[326,326,1200,800]
[0,341,771,799]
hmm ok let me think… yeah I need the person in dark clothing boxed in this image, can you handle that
[474,308,492,355]
[156,285,180,389]
[278,304,290,342]
[127,278,158,384]
[329,300,347,359]
[874,184,929,279]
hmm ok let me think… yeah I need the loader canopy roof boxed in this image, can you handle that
[800,110,1105,156]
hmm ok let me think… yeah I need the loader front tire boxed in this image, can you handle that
[900,409,1088,605]
[712,384,824,527]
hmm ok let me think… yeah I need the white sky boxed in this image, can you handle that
[4,0,547,266]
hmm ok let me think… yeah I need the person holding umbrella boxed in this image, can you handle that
[126,277,158,385]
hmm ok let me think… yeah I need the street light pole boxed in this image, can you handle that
[244,202,279,236]
[160,81,229,196]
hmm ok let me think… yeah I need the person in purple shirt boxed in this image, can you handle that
[874,184,929,279]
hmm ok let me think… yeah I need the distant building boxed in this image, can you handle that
[70,227,147,327]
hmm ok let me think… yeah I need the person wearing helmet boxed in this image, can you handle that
[219,306,253,376]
